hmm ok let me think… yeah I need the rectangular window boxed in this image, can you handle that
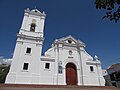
[23,63,29,70]
[90,66,94,72]
[110,74,115,81]
[30,23,36,32]
[45,63,50,69]
[26,48,31,54]
[112,82,117,87]
[116,73,120,80]
[58,66,62,74]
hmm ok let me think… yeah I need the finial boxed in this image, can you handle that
[43,11,45,14]
[55,39,58,42]
[26,8,30,11]
[94,55,98,59]
[94,55,99,61]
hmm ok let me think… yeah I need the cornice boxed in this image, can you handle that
[17,33,44,41]
[40,56,55,62]
[86,61,101,65]
[24,8,46,17]
[20,29,43,34]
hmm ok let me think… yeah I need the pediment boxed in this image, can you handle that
[53,35,85,47]
[61,35,77,44]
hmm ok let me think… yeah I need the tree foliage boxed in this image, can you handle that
[0,65,10,83]
[95,0,120,22]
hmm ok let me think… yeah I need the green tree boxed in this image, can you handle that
[0,65,10,83]
[95,0,120,22]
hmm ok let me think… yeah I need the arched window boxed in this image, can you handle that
[30,23,36,32]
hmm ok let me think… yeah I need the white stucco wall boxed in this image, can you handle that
[5,8,105,86]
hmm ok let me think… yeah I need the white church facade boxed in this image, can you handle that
[5,8,105,86]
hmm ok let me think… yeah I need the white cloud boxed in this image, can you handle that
[0,57,12,65]
[3,59,12,65]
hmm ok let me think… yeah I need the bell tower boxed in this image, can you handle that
[5,8,46,84]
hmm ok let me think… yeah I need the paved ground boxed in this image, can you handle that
[0,84,119,90]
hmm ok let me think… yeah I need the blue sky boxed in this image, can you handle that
[0,0,120,69]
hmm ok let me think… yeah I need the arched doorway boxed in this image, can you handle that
[66,63,77,85]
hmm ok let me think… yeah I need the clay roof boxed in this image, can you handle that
[107,63,120,70]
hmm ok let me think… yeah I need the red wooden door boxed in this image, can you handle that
[66,63,77,85]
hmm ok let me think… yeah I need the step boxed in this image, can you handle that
[0,84,119,90]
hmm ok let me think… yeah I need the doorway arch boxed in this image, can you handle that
[66,63,78,85]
